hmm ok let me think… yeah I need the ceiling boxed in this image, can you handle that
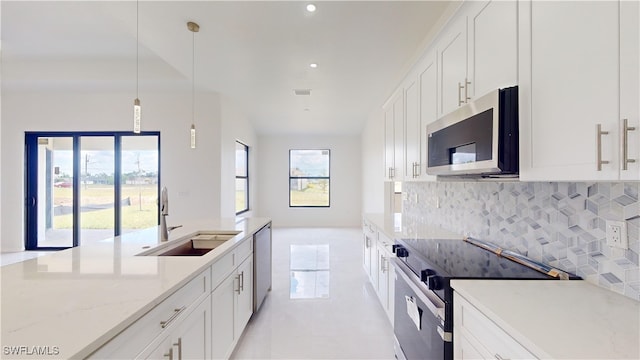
[1,1,458,135]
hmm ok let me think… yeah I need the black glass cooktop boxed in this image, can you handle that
[395,237,578,301]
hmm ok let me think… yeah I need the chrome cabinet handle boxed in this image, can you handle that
[596,124,610,171]
[160,306,186,329]
[458,82,464,106]
[240,271,245,292]
[235,275,241,294]
[173,338,182,360]
[415,162,420,178]
[623,118,636,170]
[164,347,174,360]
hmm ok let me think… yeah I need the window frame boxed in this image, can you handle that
[235,140,250,215]
[288,149,331,208]
[24,131,161,250]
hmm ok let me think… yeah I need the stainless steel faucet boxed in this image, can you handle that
[160,186,182,241]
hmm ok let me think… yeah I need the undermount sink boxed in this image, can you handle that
[139,231,241,256]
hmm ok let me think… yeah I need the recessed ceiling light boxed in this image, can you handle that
[309,63,318,68]
[306,4,317,12]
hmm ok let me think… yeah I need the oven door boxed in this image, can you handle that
[391,258,451,360]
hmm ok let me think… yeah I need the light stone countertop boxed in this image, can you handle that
[451,279,640,360]
[0,217,271,359]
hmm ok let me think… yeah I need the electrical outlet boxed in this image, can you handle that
[606,220,628,249]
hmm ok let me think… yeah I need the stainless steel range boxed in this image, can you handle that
[390,236,580,360]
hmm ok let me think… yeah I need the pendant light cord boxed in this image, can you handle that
[136,0,139,99]
[192,26,195,126]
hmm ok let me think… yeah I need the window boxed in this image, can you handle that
[289,149,330,207]
[235,141,249,214]
[24,132,160,250]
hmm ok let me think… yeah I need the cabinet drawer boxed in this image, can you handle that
[211,251,235,290]
[235,236,253,263]
[88,268,210,359]
[211,238,253,290]
[455,293,537,359]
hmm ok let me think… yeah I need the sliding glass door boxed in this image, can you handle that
[25,132,160,250]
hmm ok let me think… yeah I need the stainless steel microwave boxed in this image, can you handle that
[426,86,518,177]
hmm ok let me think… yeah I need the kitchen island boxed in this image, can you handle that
[0,217,271,359]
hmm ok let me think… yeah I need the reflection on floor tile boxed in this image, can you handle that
[290,244,331,299]
[290,244,330,270]
[290,270,330,299]
[231,228,395,360]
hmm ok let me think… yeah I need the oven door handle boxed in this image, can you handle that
[391,258,445,322]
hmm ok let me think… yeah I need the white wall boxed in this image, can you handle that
[257,134,361,227]
[361,109,385,214]
[0,89,229,252]
[219,94,258,218]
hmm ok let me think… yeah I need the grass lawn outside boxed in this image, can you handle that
[53,184,158,230]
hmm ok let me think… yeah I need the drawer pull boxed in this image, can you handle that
[240,271,245,292]
[235,275,241,294]
[160,306,186,329]
[164,347,173,360]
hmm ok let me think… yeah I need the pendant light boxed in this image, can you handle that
[188,21,200,149]
[133,0,141,133]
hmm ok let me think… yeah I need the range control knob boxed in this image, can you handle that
[426,275,443,290]
[420,269,436,282]
[395,246,409,258]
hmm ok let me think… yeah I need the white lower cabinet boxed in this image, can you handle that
[88,268,211,359]
[375,232,395,325]
[142,295,212,360]
[211,255,253,359]
[362,219,395,327]
[89,236,257,360]
[454,292,537,359]
[211,273,235,359]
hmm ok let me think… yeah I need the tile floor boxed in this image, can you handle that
[230,227,396,359]
[0,251,48,266]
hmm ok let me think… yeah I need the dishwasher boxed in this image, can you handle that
[253,223,272,311]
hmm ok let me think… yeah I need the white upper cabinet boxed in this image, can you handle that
[383,89,405,181]
[437,14,468,118]
[519,0,639,181]
[437,0,518,117]
[384,106,395,181]
[417,50,439,181]
[404,74,420,180]
[620,0,640,181]
[466,0,518,99]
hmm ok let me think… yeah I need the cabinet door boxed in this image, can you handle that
[384,106,395,181]
[363,231,373,279]
[393,92,405,181]
[404,75,420,180]
[418,50,438,181]
[176,296,211,360]
[467,0,518,99]
[235,256,253,339]
[620,0,640,180]
[438,14,468,117]
[376,247,389,309]
[211,274,235,359]
[519,0,620,180]
[140,336,174,360]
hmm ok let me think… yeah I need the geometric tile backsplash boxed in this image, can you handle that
[402,181,640,302]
